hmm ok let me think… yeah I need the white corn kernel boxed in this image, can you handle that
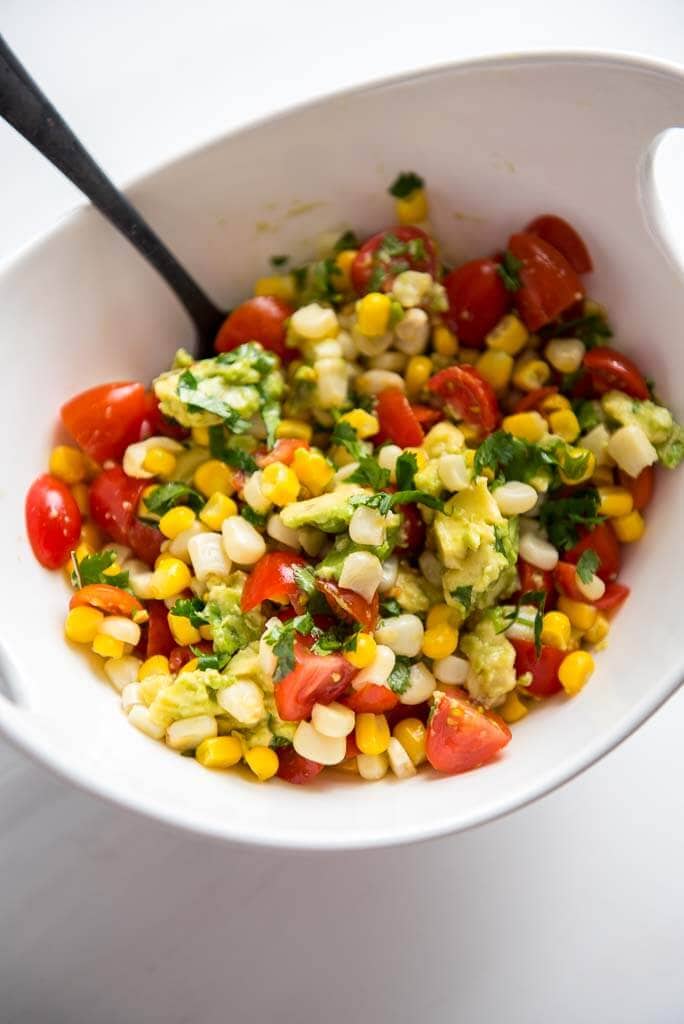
[349,506,387,547]
[355,369,405,395]
[353,329,394,358]
[576,572,606,602]
[188,532,232,582]
[98,616,141,647]
[334,462,361,482]
[418,550,443,588]
[375,614,424,657]
[166,714,217,752]
[167,521,209,562]
[394,307,430,354]
[259,621,279,678]
[242,470,272,514]
[400,662,437,705]
[126,561,157,600]
[504,604,538,642]
[336,329,358,360]
[291,302,338,340]
[122,436,183,479]
[357,752,389,780]
[352,644,396,691]
[493,480,538,516]
[433,655,469,685]
[438,453,470,492]
[222,516,266,565]
[377,444,402,475]
[607,424,658,478]
[387,737,417,779]
[544,338,586,374]
[266,513,301,549]
[128,704,165,739]
[315,357,350,408]
[368,351,407,372]
[311,701,355,738]
[392,270,433,308]
[101,543,132,565]
[338,551,383,602]
[519,532,559,571]
[378,555,399,593]
[104,656,142,693]
[121,682,143,711]
[217,680,265,726]
[581,424,615,467]
[312,338,343,359]
[293,720,346,765]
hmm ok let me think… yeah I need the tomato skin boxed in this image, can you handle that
[395,502,426,555]
[343,684,399,713]
[510,638,565,697]
[518,558,556,610]
[25,474,82,569]
[508,232,585,332]
[553,561,588,603]
[410,404,444,429]
[277,746,324,785]
[127,517,165,565]
[275,643,357,722]
[426,692,511,774]
[376,388,424,447]
[514,386,558,414]
[70,584,142,616]
[566,522,620,581]
[583,347,649,400]
[351,226,438,294]
[61,382,147,464]
[241,552,309,612]
[619,466,654,511]
[427,365,499,433]
[146,600,176,659]
[168,640,212,672]
[526,215,593,274]
[594,582,630,613]
[443,258,510,346]
[314,579,379,631]
[215,296,294,361]
[256,438,309,468]
[138,390,189,442]
[89,467,163,564]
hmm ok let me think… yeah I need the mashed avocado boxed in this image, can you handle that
[148,669,223,728]
[279,484,365,532]
[205,575,264,657]
[601,389,684,469]
[460,616,517,707]
[392,564,442,614]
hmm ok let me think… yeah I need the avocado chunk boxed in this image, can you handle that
[601,389,673,445]
[204,575,264,656]
[279,484,365,532]
[392,564,442,614]
[460,616,517,708]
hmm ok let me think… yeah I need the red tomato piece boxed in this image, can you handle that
[61,381,147,464]
[425,691,511,774]
[146,600,176,658]
[25,474,82,569]
[275,642,357,722]
[510,638,565,697]
[619,466,654,511]
[276,746,324,785]
[410,404,444,429]
[168,641,212,673]
[427,365,500,433]
[594,582,630,614]
[314,579,379,631]
[138,390,189,442]
[394,502,426,556]
[553,561,588,603]
[70,584,142,616]
[343,684,399,714]
[508,232,585,332]
[518,558,556,611]
[89,467,163,564]
[375,388,424,447]
[351,226,438,295]
[127,518,165,565]
[215,296,294,361]
[583,347,649,400]
[526,214,593,274]
[442,258,510,346]
[242,552,309,612]
[256,438,309,468]
[345,734,361,759]
[513,386,558,414]
[566,522,620,581]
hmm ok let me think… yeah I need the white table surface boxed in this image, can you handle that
[2,2,684,1021]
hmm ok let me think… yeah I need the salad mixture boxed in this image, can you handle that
[25,173,684,785]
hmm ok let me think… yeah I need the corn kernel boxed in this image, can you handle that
[333,249,358,291]
[138,655,170,680]
[340,409,380,439]
[344,633,377,669]
[549,409,580,443]
[254,274,296,302]
[167,613,201,647]
[142,447,177,478]
[392,718,427,766]
[196,735,243,769]
[612,509,645,543]
[460,423,481,444]
[591,466,614,488]
[191,425,210,447]
[261,461,300,506]
[184,658,199,672]
[152,557,192,599]
[49,445,87,484]
[485,314,529,355]
[70,482,89,516]
[475,349,514,393]
[540,393,571,415]
[405,355,433,397]
[585,613,610,646]
[558,447,595,485]
[200,492,237,530]
[404,447,428,471]
[513,358,551,392]
[356,292,391,336]
[292,448,334,496]
[138,485,159,519]
[422,624,458,659]
[432,325,458,357]
[541,611,572,650]
[557,596,598,632]
[426,603,461,630]
[194,460,234,498]
[92,633,125,659]
[159,505,196,539]
[73,541,94,565]
[276,419,313,442]
[458,347,480,365]
[102,560,123,578]
[244,746,279,781]
[500,690,529,724]
[199,624,213,641]
[502,411,547,443]
[597,486,634,519]
[558,650,595,696]
[355,713,391,756]
[80,521,103,549]
[395,187,428,225]
[64,606,104,644]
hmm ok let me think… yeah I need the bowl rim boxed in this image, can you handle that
[2,48,683,851]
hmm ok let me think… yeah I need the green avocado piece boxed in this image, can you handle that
[460,617,516,708]
[392,565,442,614]
[204,575,264,657]
[601,389,673,445]
[279,484,365,532]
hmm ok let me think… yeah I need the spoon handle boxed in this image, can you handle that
[0,35,224,355]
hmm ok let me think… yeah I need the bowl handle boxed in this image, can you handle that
[639,127,684,279]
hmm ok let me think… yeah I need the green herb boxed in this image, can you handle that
[266,620,296,681]
[350,490,443,516]
[498,589,546,656]
[378,232,407,256]
[195,651,231,672]
[540,312,612,350]
[177,371,251,431]
[561,369,585,392]
[332,229,359,254]
[395,451,418,491]
[331,420,367,461]
[544,438,594,483]
[348,457,391,490]
[70,549,130,591]
[292,612,315,636]
[145,482,205,515]
[171,597,208,628]
[496,251,523,292]
[389,298,405,328]
[388,171,424,198]
[215,342,277,375]
[310,622,360,656]
[208,426,257,472]
[261,398,281,449]
[292,564,316,596]
[573,399,602,433]
[241,507,268,529]
[269,735,291,749]
[270,254,289,268]
[576,549,600,583]
[406,237,427,262]
[538,488,603,550]
[474,431,553,487]
[450,585,473,611]
[298,257,342,304]
[387,656,412,694]
[380,597,402,617]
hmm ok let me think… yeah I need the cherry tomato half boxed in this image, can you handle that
[138,390,189,442]
[70,584,142,617]
[425,690,511,774]
[343,684,399,714]
[513,386,559,414]
[25,474,82,569]
[410,404,444,429]
[508,232,585,332]
[442,258,510,347]
[242,552,309,612]
[61,381,147,464]
[427,365,500,433]
[215,296,294,362]
[275,642,357,722]
[553,561,589,603]
[375,388,424,448]
[518,557,556,611]
[619,466,654,511]
[526,214,593,274]
[510,638,565,697]
[351,226,438,295]
[315,579,379,631]
[276,746,324,785]
[394,502,426,556]
[583,347,649,400]
[146,600,177,658]
[593,582,630,614]
[565,522,621,581]
[256,438,310,468]
[89,467,163,564]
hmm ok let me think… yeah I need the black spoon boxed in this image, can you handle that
[0,35,224,359]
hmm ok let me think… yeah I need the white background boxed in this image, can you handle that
[2,2,684,1021]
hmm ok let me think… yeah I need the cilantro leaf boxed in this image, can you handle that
[292,564,316,596]
[538,488,603,550]
[395,451,418,492]
[539,311,612,350]
[380,597,402,617]
[270,254,288,268]
[499,589,546,656]
[576,549,600,584]
[71,549,130,590]
[332,229,359,254]
[496,251,523,292]
[474,431,553,487]
[348,457,391,490]
[261,398,281,449]
[573,400,602,433]
[145,482,205,515]
[195,651,231,671]
[297,257,342,304]
[266,621,296,681]
[177,379,251,431]
[387,656,412,694]
[209,426,257,472]
[171,597,208,628]
[451,585,473,611]
[241,507,267,529]
[331,420,367,462]
[350,490,443,515]
[388,172,425,198]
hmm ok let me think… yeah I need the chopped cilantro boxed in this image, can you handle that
[540,311,612,350]
[538,488,603,550]
[576,549,601,583]
[451,585,473,611]
[380,597,402,617]
[348,457,391,490]
[292,564,316,596]
[177,371,251,431]
[261,398,281,449]
[474,431,553,487]
[241,507,268,529]
[395,451,418,491]
[573,399,602,433]
[171,597,208,628]
[331,420,367,462]
[332,229,359,254]
[350,490,443,516]
[388,172,425,198]
[499,589,546,656]
[208,426,257,472]
[387,656,412,694]
[70,549,130,591]
[195,650,231,672]
[145,482,205,515]
[406,237,427,262]
[496,251,523,292]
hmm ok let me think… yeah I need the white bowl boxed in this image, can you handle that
[1,52,683,850]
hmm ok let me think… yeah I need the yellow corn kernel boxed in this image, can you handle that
[405,355,433,398]
[539,393,571,415]
[191,425,210,447]
[392,718,427,766]
[167,613,201,647]
[513,358,551,392]
[422,624,459,659]
[501,411,547,443]
[276,419,313,442]
[261,461,300,506]
[356,292,391,336]
[612,509,645,543]
[132,608,149,625]
[485,314,529,356]
[244,746,279,781]
[475,349,514,393]
[458,347,480,366]
[585,613,610,646]
[103,560,124,578]
[49,445,87,484]
[426,603,462,630]
[463,449,476,468]
[292,448,334,497]
[159,505,196,539]
[138,655,170,680]
[73,541,94,565]
[199,492,237,530]
[92,634,125,660]
[432,325,458,357]
[333,249,358,291]
[557,596,598,632]
[355,713,391,756]
[558,650,595,696]
[80,522,103,550]
[549,409,581,443]
[196,735,242,769]
[142,447,177,478]
[199,624,213,641]
[254,274,296,302]
[70,482,90,516]
[340,409,380,439]
[541,611,572,650]
[558,447,595,485]
[193,459,234,498]
[395,187,428,225]
[138,485,159,519]
[591,466,614,488]
[344,633,377,669]
[500,690,529,724]
[597,486,634,519]
[460,424,481,445]
[64,606,104,644]
[329,444,355,468]
[183,657,199,672]
[404,446,428,471]
[152,557,192,599]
